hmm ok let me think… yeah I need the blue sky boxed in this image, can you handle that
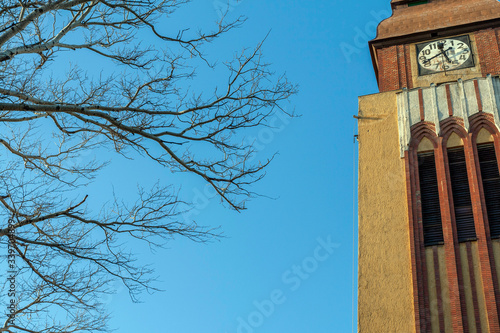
[85,1,391,332]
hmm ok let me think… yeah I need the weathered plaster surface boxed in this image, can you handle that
[358,91,415,333]
[397,75,500,157]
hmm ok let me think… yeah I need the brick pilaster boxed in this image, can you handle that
[405,150,425,332]
[435,137,467,332]
[378,46,400,92]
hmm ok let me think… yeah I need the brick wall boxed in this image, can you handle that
[405,114,500,332]
[378,44,413,92]
[377,28,500,93]
[475,28,500,76]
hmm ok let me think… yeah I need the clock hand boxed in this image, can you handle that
[422,47,453,64]
[441,51,452,63]
[437,45,453,63]
[423,52,444,64]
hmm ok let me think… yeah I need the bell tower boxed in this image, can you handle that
[358,0,500,332]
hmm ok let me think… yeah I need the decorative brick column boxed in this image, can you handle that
[468,114,500,331]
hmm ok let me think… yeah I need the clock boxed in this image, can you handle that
[416,35,474,75]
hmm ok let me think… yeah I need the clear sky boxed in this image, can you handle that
[85,0,391,332]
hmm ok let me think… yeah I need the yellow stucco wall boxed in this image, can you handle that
[460,243,479,332]
[357,91,415,332]
[426,248,440,333]
[472,242,488,333]
[438,246,452,332]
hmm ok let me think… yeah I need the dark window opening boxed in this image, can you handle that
[477,143,500,238]
[418,152,444,246]
[448,147,476,242]
[408,0,429,7]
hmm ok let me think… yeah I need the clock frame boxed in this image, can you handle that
[416,35,475,76]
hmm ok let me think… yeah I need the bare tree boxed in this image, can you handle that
[0,1,295,332]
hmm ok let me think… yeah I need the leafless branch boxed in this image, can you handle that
[0,1,296,331]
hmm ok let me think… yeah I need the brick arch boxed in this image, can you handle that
[440,117,468,144]
[410,121,439,151]
[464,111,500,330]
[469,112,500,144]
[437,116,477,333]
[408,121,442,333]
[409,120,471,333]
[407,116,500,332]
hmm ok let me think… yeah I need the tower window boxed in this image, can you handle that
[418,151,444,246]
[408,0,429,7]
[477,143,500,238]
[447,147,476,242]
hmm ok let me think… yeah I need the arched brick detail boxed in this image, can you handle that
[408,121,444,332]
[436,116,470,332]
[440,117,468,143]
[470,112,500,143]
[406,115,500,332]
[408,119,469,332]
[410,121,439,151]
[406,150,430,332]
[467,112,500,330]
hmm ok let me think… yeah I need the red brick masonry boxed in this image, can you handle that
[377,28,500,92]
[406,115,500,332]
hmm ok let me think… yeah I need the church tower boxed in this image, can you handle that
[357,0,500,332]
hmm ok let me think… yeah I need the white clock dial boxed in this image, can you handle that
[417,38,472,74]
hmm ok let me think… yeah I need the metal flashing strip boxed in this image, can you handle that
[397,88,411,157]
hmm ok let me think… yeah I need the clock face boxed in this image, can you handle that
[416,35,474,75]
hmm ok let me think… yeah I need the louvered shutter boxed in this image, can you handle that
[477,143,500,238]
[447,147,476,242]
[418,152,444,246]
